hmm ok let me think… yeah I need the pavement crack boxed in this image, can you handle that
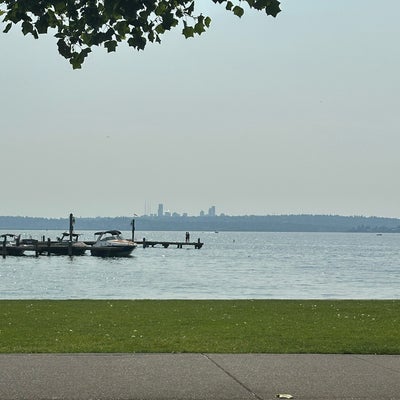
[351,354,400,375]
[202,354,263,400]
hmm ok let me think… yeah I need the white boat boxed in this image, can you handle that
[90,230,136,257]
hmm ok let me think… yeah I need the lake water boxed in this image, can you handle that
[0,231,399,299]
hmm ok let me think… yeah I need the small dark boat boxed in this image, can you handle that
[90,230,136,257]
[46,232,88,256]
[1,234,26,256]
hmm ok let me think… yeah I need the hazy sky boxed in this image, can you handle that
[1,0,400,218]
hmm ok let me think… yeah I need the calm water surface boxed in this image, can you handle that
[0,231,399,299]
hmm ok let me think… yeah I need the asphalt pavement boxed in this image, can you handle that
[1,353,400,399]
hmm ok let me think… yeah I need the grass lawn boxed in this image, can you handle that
[0,300,399,354]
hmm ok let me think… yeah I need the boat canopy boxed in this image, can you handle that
[61,232,81,238]
[94,230,122,236]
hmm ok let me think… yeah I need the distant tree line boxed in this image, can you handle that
[1,214,400,233]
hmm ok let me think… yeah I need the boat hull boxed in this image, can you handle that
[90,244,136,257]
[46,244,88,256]
[2,246,26,256]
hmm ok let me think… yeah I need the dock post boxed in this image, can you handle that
[68,213,74,257]
[131,218,135,242]
[47,237,51,256]
[35,241,39,257]
[143,238,146,248]
[2,237,6,259]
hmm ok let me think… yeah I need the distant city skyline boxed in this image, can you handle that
[2,202,400,219]
[149,203,218,218]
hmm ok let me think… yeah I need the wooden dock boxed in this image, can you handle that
[137,238,204,249]
[2,238,204,257]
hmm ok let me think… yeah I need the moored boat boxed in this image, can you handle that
[90,230,136,257]
[46,232,88,256]
[1,233,26,256]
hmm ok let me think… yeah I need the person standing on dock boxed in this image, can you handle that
[185,232,190,243]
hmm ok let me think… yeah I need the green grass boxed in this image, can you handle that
[0,300,399,354]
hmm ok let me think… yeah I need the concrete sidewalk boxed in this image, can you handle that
[1,354,400,399]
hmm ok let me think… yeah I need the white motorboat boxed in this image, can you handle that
[90,230,136,257]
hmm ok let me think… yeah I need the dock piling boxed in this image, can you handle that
[131,219,135,242]
[2,237,6,259]
[47,238,51,256]
[68,213,74,257]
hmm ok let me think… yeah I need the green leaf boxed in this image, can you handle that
[249,0,281,16]
[104,27,115,41]
[22,20,34,36]
[57,39,72,59]
[194,20,205,35]
[115,21,130,36]
[3,22,12,33]
[265,1,281,17]
[155,1,168,16]
[161,12,178,30]
[70,58,82,69]
[104,40,117,52]
[225,1,233,10]
[81,32,93,46]
[155,24,165,34]
[35,14,49,34]
[127,35,146,50]
[204,17,212,28]
[148,30,156,42]
[46,10,58,28]
[70,51,89,69]
[182,25,194,38]
[54,1,67,13]
[81,48,92,58]
[232,6,244,17]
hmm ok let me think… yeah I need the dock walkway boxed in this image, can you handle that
[137,238,204,249]
[2,238,204,257]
